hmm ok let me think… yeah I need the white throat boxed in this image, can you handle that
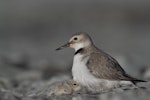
[71,43,84,51]
[71,42,92,52]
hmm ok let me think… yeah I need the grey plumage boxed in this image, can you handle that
[72,32,146,85]
[79,42,146,85]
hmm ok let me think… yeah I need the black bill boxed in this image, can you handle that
[56,42,70,50]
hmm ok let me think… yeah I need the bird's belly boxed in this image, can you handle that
[72,55,100,87]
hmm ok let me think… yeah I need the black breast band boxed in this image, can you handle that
[74,48,84,55]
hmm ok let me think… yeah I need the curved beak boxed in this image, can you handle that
[56,42,70,50]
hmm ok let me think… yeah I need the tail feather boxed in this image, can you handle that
[131,79,146,85]
[124,74,146,85]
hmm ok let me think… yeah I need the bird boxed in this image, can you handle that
[33,79,81,97]
[56,32,146,91]
[48,80,81,96]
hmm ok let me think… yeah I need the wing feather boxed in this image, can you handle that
[86,52,135,81]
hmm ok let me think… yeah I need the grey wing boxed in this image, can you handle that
[86,52,135,81]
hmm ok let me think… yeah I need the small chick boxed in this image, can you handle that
[66,79,82,92]
[48,80,81,96]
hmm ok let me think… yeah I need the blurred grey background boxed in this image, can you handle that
[0,0,150,79]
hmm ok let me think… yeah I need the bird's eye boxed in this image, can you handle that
[74,37,78,40]
[73,84,77,85]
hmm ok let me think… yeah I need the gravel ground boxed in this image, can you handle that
[0,63,150,100]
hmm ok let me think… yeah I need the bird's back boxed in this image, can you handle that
[86,46,146,84]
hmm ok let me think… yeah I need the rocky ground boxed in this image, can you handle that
[0,58,150,100]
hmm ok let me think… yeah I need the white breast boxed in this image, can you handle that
[72,54,100,87]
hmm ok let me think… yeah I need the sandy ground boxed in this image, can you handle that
[0,62,150,100]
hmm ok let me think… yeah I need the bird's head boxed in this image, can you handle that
[56,32,93,51]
